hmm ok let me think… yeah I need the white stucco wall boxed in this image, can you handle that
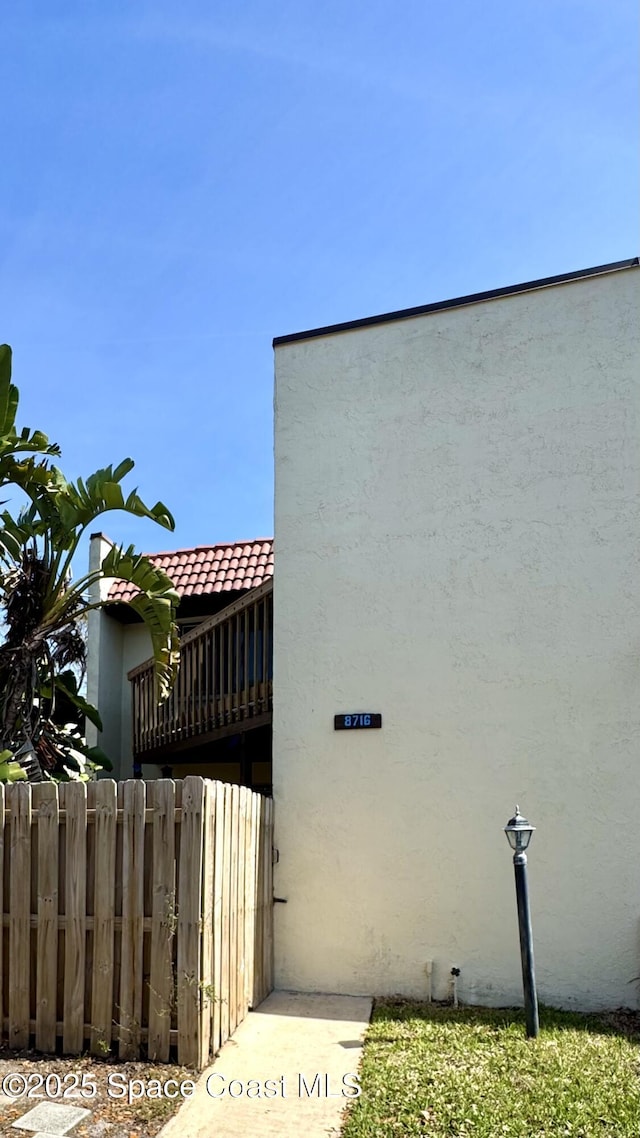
[273,263,640,1010]
[120,623,153,766]
[86,534,152,780]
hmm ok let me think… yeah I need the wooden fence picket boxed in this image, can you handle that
[199,781,216,1068]
[248,792,260,1005]
[245,791,257,1009]
[9,782,31,1048]
[119,780,146,1059]
[235,787,245,1028]
[147,779,176,1062]
[177,776,204,1067]
[33,782,58,1053]
[63,783,87,1052]
[220,782,232,1046]
[211,778,225,1055]
[0,784,4,1035]
[91,779,117,1055]
[228,783,239,1036]
[0,776,272,1068]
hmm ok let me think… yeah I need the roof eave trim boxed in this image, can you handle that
[272,257,639,347]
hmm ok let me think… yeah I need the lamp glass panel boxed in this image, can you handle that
[519,827,533,850]
[505,824,534,850]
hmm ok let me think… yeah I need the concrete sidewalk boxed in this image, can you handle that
[159,991,372,1138]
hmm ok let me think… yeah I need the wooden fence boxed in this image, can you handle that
[0,776,273,1069]
[129,579,273,761]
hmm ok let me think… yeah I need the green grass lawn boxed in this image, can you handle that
[342,1001,640,1138]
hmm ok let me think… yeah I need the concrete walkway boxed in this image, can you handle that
[159,991,372,1138]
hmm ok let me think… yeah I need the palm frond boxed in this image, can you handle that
[0,346,60,464]
[52,462,175,537]
[100,543,180,699]
[12,739,45,783]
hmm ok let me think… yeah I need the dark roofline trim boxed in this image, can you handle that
[273,257,639,347]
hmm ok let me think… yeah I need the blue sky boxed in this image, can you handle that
[2,0,637,562]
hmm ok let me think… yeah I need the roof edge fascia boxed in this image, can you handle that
[273,257,639,347]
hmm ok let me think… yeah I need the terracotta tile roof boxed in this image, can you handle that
[107,538,274,603]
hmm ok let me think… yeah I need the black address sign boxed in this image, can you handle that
[334,713,382,730]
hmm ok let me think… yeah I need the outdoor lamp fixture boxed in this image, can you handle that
[504,806,539,1039]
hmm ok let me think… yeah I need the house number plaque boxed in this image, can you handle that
[334,713,382,730]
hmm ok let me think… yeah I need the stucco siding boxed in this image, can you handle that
[86,534,153,779]
[86,536,124,776]
[273,266,640,1009]
[120,624,153,769]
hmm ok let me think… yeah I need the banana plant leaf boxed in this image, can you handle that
[101,543,180,700]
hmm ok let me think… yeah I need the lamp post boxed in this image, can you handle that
[504,806,539,1039]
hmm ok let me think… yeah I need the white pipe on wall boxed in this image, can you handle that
[425,959,433,1003]
[450,967,460,1007]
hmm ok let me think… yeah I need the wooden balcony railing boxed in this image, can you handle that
[128,579,273,758]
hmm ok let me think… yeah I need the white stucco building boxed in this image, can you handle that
[86,535,274,785]
[272,258,640,1010]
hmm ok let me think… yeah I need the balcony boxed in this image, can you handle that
[128,579,273,762]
